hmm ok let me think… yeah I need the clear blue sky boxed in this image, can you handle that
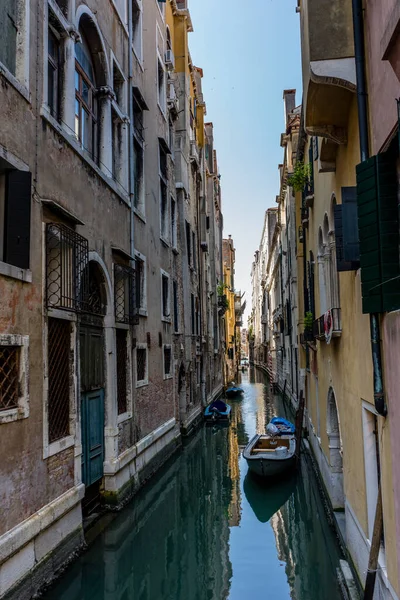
[188,0,302,323]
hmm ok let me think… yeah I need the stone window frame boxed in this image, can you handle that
[0,334,29,425]
[135,343,148,388]
[132,0,143,65]
[160,268,171,323]
[134,249,147,316]
[115,322,134,425]
[0,0,31,101]
[163,344,172,380]
[42,307,77,459]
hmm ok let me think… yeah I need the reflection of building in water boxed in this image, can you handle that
[48,427,233,600]
[269,462,343,600]
[228,406,242,527]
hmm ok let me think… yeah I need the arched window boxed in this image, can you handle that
[75,34,98,162]
[318,227,327,315]
[327,387,343,470]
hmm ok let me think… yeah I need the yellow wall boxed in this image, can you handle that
[303,95,398,592]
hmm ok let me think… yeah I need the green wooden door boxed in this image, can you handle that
[80,324,105,487]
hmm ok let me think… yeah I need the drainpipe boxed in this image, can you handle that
[352,0,386,417]
[128,1,135,262]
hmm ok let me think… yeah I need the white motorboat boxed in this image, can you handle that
[243,432,296,478]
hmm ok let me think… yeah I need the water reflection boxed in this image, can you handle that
[42,370,342,600]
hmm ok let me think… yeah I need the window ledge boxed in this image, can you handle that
[158,103,167,122]
[172,247,179,255]
[134,207,146,223]
[0,63,30,103]
[117,411,132,425]
[40,106,131,206]
[163,374,173,380]
[0,261,32,283]
[43,435,75,459]
[0,406,29,424]
[136,380,148,389]
[160,237,170,248]
[132,47,144,72]
[162,317,172,324]
[138,308,148,317]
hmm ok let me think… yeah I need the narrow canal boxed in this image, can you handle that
[42,369,344,600]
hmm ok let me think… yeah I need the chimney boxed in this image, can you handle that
[283,89,296,124]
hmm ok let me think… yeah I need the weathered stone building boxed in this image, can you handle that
[0,0,224,597]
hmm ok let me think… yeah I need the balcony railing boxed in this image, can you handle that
[313,308,342,341]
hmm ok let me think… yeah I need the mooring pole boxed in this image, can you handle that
[295,390,305,464]
[363,484,383,600]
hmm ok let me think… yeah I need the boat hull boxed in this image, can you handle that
[243,433,296,478]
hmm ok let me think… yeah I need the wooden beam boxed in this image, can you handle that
[363,484,383,600]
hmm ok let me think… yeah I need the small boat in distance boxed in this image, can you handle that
[225,383,244,398]
[204,399,231,422]
[243,418,296,478]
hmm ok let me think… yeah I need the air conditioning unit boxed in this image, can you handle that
[164,49,175,71]
[167,83,179,114]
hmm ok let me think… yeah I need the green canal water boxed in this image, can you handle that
[42,369,343,600]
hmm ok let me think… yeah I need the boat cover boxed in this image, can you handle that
[211,399,228,412]
[270,417,295,434]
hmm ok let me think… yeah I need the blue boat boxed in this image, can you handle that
[225,386,244,399]
[270,417,295,435]
[204,399,231,421]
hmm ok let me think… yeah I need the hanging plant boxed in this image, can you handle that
[288,161,311,192]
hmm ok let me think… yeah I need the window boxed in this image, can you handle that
[186,221,191,265]
[75,36,98,162]
[136,345,147,387]
[163,345,172,379]
[191,293,195,334]
[168,118,174,158]
[0,334,29,423]
[134,253,146,313]
[161,271,170,320]
[0,0,29,84]
[173,280,178,332]
[0,166,32,269]
[192,231,196,271]
[48,27,60,120]
[132,0,142,61]
[112,61,125,109]
[112,109,123,184]
[48,318,71,442]
[116,329,128,414]
[157,59,166,113]
[159,143,167,180]
[133,93,144,142]
[114,263,137,324]
[166,26,172,51]
[133,140,145,214]
[171,197,177,249]
[157,0,166,17]
[160,180,168,242]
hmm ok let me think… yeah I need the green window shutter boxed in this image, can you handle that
[334,193,360,272]
[356,153,400,314]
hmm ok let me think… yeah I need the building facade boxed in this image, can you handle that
[0,0,224,597]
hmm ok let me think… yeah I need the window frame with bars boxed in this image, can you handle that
[134,251,147,316]
[163,344,172,380]
[0,334,29,424]
[116,327,132,417]
[136,344,148,388]
[114,263,138,325]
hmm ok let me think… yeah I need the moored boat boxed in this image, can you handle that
[204,399,231,421]
[225,385,244,398]
[243,418,296,477]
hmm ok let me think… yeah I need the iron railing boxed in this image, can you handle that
[0,346,19,411]
[116,328,128,415]
[114,264,138,325]
[48,318,70,442]
[46,223,89,312]
[313,308,342,340]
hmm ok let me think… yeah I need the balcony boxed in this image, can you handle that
[299,0,356,144]
[313,308,342,341]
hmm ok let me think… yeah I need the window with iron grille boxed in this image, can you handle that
[136,346,147,385]
[0,346,19,412]
[186,221,191,265]
[46,223,89,311]
[163,345,172,378]
[116,329,128,414]
[171,197,177,249]
[160,179,168,242]
[48,318,71,443]
[135,256,145,311]
[114,263,138,325]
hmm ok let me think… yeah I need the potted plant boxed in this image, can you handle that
[303,311,314,341]
[217,283,229,315]
[288,161,311,193]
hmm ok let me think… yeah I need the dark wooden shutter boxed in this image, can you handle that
[4,170,32,269]
[357,153,400,313]
[334,188,360,272]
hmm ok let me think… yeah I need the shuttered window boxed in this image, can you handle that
[334,187,360,272]
[4,170,32,269]
[356,153,400,314]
